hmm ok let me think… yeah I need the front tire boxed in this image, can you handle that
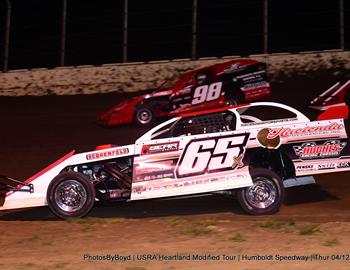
[134,105,154,126]
[47,171,95,219]
[237,168,284,215]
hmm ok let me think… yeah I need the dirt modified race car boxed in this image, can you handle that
[1,102,350,219]
[309,79,350,111]
[98,59,271,126]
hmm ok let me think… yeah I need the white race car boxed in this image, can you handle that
[1,102,349,219]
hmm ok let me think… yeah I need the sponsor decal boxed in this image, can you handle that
[140,172,175,182]
[224,63,245,73]
[318,163,336,170]
[179,86,192,95]
[141,142,179,155]
[337,162,350,168]
[318,160,350,170]
[134,160,175,181]
[296,164,315,171]
[132,173,247,194]
[293,140,346,159]
[241,81,269,90]
[296,160,350,172]
[241,118,297,127]
[192,82,223,105]
[267,122,344,140]
[86,148,129,160]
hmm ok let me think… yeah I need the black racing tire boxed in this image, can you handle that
[237,168,284,215]
[134,104,154,127]
[47,171,95,219]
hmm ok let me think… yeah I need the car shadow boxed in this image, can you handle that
[284,184,338,205]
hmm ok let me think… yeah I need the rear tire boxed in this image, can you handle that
[237,168,284,215]
[47,171,95,219]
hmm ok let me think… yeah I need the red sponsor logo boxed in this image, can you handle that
[303,144,339,155]
[86,148,129,160]
[142,142,179,155]
[267,122,344,139]
[293,140,346,159]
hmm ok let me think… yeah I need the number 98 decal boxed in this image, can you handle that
[176,134,249,178]
[192,82,223,105]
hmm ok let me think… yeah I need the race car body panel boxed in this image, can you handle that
[131,131,253,200]
[309,79,350,111]
[2,102,350,213]
[317,105,349,121]
[0,151,76,210]
[98,97,144,126]
[0,145,135,210]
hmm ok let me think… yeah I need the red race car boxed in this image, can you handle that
[309,79,350,111]
[98,59,271,126]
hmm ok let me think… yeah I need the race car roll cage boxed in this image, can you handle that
[137,102,310,142]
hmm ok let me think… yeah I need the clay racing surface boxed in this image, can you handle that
[0,75,350,270]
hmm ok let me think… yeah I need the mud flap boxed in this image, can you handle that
[283,176,316,188]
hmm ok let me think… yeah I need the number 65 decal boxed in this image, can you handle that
[176,134,249,178]
[192,82,223,105]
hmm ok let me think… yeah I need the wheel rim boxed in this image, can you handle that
[54,180,87,212]
[245,177,277,209]
[136,108,152,124]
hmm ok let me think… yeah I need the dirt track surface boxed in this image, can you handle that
[1,75,350,270]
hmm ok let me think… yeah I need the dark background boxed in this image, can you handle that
[0,0,349,70]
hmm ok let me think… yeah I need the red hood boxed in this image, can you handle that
[98,88,173,123]
[105,88,172,112]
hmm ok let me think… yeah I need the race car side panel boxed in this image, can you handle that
[245,118,350,177]
[131,119,346,201]
[0,151,76,210]
[98,98,143,126]
[132,108,350,201]
[130,131,253,200]
[0,145,135,210]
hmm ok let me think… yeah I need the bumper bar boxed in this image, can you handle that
[0,175,34,194]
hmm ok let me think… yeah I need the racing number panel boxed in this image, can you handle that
[176,134,249,178]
